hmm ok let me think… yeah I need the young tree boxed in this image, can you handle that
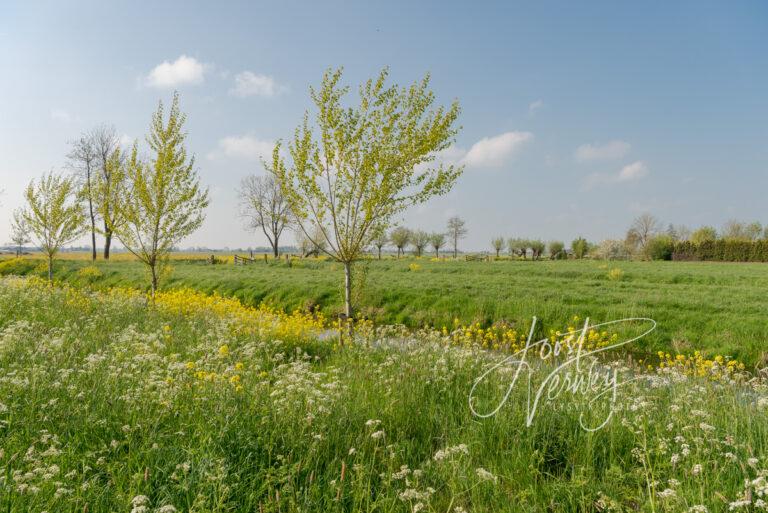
[238,173,291,258]
[491,236,504,258]
[390,227,411,258]
[371,229,388,260]
[571,237,589,259]
[447,216,467,258]
[66,134,99,261]
[20,173,85,282]
[271,68,462,318]
[112,94,209,296]
[411,230,430,257]
[10,208,31,257]
[430,232,446,257]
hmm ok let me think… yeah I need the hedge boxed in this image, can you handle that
[672,240,768,262]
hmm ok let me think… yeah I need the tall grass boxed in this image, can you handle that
[0,277,766,512]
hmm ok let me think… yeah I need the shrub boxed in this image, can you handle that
[647,235,675,261]
[672,240,768,262]
[594,240,630,260]
[607,268,625,281]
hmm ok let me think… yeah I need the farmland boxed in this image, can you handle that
[1,254,766,365]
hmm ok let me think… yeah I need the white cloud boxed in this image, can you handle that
[461,131,533,168]
[575,140,630,162]
[208,134,274,161]
[583,160,649,189]
[50,108,72,123]
[230,71,282,97]
[617,161,648,182]
[145,55,206,88]
[528,99,544,115]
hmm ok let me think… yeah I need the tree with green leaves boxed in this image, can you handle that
[508,238,529,259]
[447,216,467,258]
[271,67,462,318]
[10,208,31,257]
[112,94,209,296]
[571,237,589,259]
[430,232,446,258]
[20,173,86,282]
[529,239,546,260]
[411,230,430,257]
[491,236,504,258]
[390,227,411,258]
[690,226,717,244]
[548,240,565,259]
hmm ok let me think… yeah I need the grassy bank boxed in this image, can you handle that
[1,255,767,364]
[0,277,767,512]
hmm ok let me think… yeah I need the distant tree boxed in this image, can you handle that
[626,213,660,257]
[764,226,768,240]
[548,240,565,260]
[390,227,411,258]
[447,216,467,258]
[20,173,86,282]
[507,238,529,259]
[90,125,122,259]
[595,239,630,261]
[296,224,327,257]
[66,133,100,261]
[722,219,762,241]
[571,237,589,259]
[111,94,209,296]
[429,232,446,257]
[666,223,691,242]
[9,208,31,257]
[690,226,717,244]
[411,230,430,257]
[371,229,388,260]
[647,234,675,261]
[491,237,504,258]
[529,239,546,260]
[271,68,462,318]
[238,173,292,258]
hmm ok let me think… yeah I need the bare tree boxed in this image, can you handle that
[411,230,430,257]
[390,227,411,258]
[626,213,660,255]
[238,173,292,258]
[10,208,31,257]
[296,224,327,257]
[91,125,122,260]
[447,216,467,258]
[491,237,504,258]
[430,232,446,257]
[66,134,99,261]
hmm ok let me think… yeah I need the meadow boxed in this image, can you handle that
[1,254,767,365]
[0,276,766,512]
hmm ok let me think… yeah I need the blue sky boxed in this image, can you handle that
[1,0,766,250]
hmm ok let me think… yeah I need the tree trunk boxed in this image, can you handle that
[150,264,158,298]
[104,227,112,260]
[343,261,352,319]
[377,247,381,260]
[47,256,53,284]
[273,243,279,259]
[453,242,457,259]
[495,249,500,258]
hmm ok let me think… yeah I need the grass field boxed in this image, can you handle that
[2,254,766,365]
[0,277,766,512]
